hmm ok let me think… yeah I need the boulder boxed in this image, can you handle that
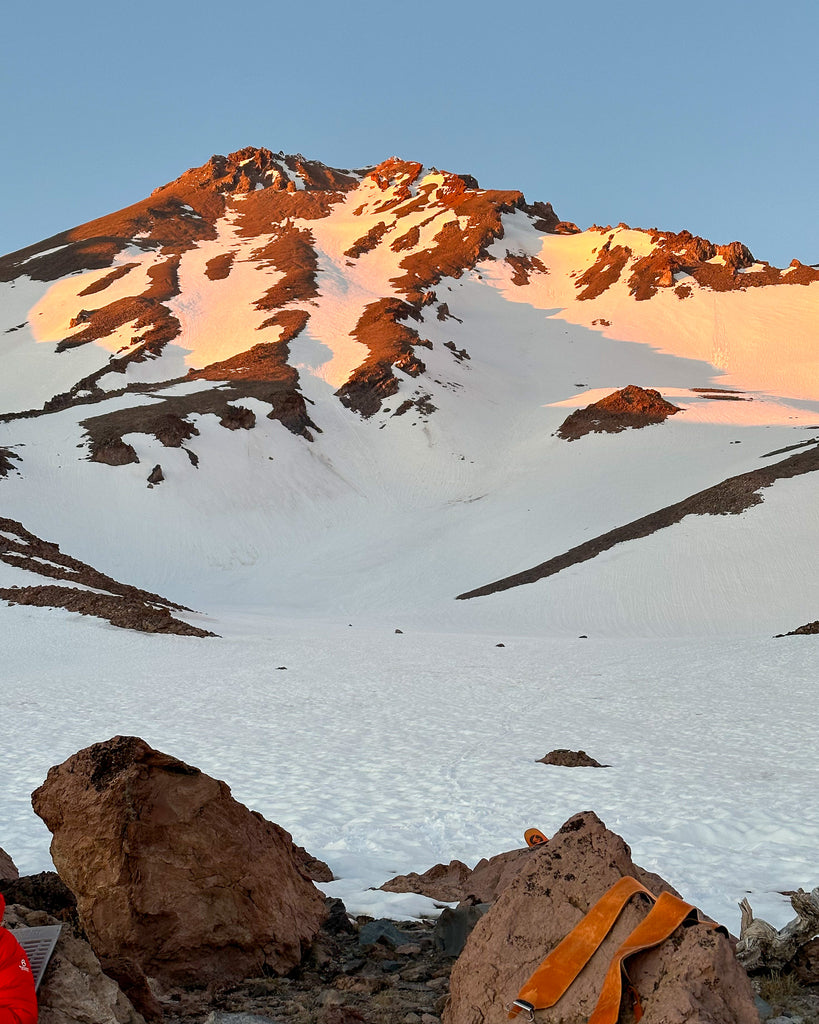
[0,846,18,880]
[465,848,531,904]
[444,811,759,1024]
[31,736,328,989]
[0,871,78,927]
[381,848,529,905]
[2,900,145,1024]
[433,904,490,957]
[381,861,472,902]
[557,385,681,441]
[536,748,609,768]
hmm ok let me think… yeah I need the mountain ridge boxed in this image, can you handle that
[1,146,818,637]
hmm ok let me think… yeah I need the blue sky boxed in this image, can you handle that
[2,0,817,266]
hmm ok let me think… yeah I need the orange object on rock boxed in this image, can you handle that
[508,877,721,1023]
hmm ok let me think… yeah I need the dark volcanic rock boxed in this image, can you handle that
[0,871,77,926]
[0,516,214,636]
[433,904,490,957]
[0,448,21,477]
[536,748,609,768]
[31,736,328,989]
[557,384,681,441]
[90,438,140,466]
[778,620,819,637]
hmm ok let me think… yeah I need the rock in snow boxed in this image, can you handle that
[381,847,530,904]
[536,747,609,767]
[31,736,328,989]
[556,384,681,441]
[444,811,759,1024]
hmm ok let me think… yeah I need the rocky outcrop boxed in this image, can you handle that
[0,872,77,927]
[0,516,214,637]
[31,737,329,989]
[2,900,145,1024]
[444,811,758,1024]
[536,748,609,767]
[0,847,18,880]
[458,441,819,602]
[0,448,21,477]
[556,385,681,441]
[778,619,819,637]
[382,861,472,903]
[381,847,531,905]
[335,298,428,418]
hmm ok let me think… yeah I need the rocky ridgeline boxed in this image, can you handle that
[2,738,817,1024]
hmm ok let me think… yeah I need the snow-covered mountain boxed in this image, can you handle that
[2,146,818,638]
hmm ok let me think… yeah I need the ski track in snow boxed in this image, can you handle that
[1,611,816,932]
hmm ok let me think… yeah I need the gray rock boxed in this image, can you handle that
[433,904,490,957]
[358,919,409,948]
[755,994,775,1020]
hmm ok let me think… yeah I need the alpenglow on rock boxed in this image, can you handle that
[31,736,328,987]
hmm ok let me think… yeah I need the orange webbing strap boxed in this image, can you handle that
[587,891,716,1024]
[508,876,656,1019]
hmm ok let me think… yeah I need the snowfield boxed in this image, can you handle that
[1,151,818,942]
[2,607,817,935]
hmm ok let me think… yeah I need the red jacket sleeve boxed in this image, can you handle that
[0,929,38,1024]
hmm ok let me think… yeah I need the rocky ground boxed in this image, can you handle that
[161,907,453,1024]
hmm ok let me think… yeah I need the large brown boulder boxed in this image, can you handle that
[31,736,328,989]
[444,811,759,1024]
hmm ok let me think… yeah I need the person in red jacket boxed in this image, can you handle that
[0,895,38,1024]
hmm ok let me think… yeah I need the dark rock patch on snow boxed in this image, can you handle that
[537,748,609,767]
[458,443,819,600]
[0,516,213,636]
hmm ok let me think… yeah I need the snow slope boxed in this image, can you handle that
[1,610,816,934]
[1,146,818,932]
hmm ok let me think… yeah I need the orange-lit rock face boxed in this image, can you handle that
[3,145,815,463]
[557,385,681,440]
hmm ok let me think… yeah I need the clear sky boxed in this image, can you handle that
[2,0,817,266]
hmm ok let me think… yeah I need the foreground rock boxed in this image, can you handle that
[31,736,328,990]
[444,811,759,1024]
[3,899,145,1024]
[0,845,18,880]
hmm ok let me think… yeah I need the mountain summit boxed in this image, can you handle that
[1,147,818,637]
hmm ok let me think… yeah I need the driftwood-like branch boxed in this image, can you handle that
[736,887,819,972]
